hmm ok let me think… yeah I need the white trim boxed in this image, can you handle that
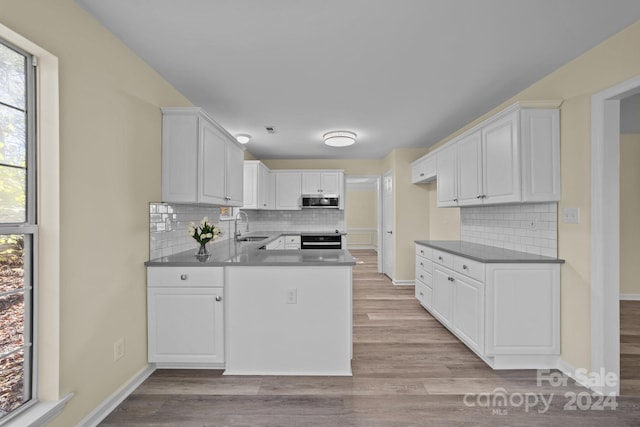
[556,358,595,392]
[76,365,155,427]
[620,293,640,301]
[0,393,72,427]
[392,280,414,286]
[591,75,640,397]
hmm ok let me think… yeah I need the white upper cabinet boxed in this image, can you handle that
[411,154,437,184]
[456,130,483,206]
[301,172,342,195]
[436,144,458,207]
[274,171,302,210]
[243,161,273,210]
[162,107,244,206]
[430,103,560,207]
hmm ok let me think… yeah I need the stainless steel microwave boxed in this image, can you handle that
[301,194,339,209]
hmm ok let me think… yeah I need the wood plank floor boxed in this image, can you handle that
[621,300,640,396]
[101,250,640,426]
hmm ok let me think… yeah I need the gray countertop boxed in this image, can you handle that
[415,240,565,264]
[146,232,355,267]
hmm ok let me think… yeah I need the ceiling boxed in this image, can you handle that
[77,0,640,159]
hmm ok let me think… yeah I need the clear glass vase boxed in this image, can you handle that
[195,242,210,260]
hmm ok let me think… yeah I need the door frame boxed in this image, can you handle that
[381,170,394,279]
[590,75,640,396]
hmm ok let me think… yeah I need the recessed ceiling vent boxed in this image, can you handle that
[265,126,276,134]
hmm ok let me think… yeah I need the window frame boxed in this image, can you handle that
[0,36,38,423]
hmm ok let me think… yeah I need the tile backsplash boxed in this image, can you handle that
[149,203,228,260]
[241,209,345,233]
[149,204,346,260]
[460,203,558,257]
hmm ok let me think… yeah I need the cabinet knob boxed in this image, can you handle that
[438,256,443,261]
[180,274,188,280]
[453,198,458,202]
[476,195,482,199]
[481,195,486,199]
[215,295,222,302]
[419,292,424,297]
[420,262,424,267]
[420,172,425,177]
[462,265,468,270]
[420,250,424,255]
[420,275,424,279]
[448,277,454,282]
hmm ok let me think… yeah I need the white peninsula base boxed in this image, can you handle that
[224,266,353,376]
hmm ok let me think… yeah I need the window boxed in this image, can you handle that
[0,38,36,421]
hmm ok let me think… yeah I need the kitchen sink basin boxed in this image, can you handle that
[237,236,269,242]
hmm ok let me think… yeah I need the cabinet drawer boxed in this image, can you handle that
[416,267,433,287]
[416,256,433,273]
[147,267,224,287]
[416,245,432,260]
[285,235,301,244]
[453,256,485,282]
[415,281,432,309]
[433,249,454,269]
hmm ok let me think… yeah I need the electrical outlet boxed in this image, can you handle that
[286,288,297,304]
[113,338,125,361]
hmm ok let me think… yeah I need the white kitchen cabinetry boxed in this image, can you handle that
[274,171,302,210]
[243,160,273,210]
[415,243,560,368]
[284,235,301,249]
[419,102,560,207]
[436,144,458,207]
[162,107,244,206]
[302,172,342,195]
[147,267,225,366]
[265,237,284,249]
[411,153,437,184]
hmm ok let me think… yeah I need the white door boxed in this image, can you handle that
[382,171,394,279]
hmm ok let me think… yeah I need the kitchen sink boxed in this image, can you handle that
[237,236,269,242]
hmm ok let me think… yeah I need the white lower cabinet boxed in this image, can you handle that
[415,243,560,369]
[147,267,224,365]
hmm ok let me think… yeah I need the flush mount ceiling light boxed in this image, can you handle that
[323,131,356,147]
[235,134,251,144]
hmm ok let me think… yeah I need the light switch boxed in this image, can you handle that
[562,208,580,224]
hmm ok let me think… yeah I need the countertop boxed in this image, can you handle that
[414,240,565,264]
[146,232,355,267]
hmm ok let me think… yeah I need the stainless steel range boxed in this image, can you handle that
[300,233,342,249]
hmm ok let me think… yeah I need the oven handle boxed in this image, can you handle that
[301,242,341,246]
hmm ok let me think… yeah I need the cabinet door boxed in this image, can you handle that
[258,164,272,209]
[412,156,436,183]
[320,172,341,194]
[301,172,322,194]
[275,172,302,210]
[225,139,245,206]
[199,118,227,205]
[482,111,520,204]
[243,162,258,209]
[452,274,484,354]
[457,131,483,206]
[436,144,458,207]
[162,113,198,203]
[148,287,224,364]
[432,266,454,326]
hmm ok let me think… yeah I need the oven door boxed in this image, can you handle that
[300,234,342,249]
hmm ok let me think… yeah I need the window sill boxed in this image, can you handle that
[1,393,73,427]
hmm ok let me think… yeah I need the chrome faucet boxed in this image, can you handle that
[234,210,249,240]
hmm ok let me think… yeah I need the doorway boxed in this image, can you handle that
[591,75,640,396]
[382,170,394,279]
[345,175,382,273]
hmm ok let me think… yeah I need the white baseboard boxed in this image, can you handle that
[620,293,640,301]
[347,245,377,250]
[77,365,155,427]
[556,358,595,392]
[392,280,414,286]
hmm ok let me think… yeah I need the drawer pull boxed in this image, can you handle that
[448,276,454,282]
[215,295,222,302]
[420,275,424,279]
[420,262,424,267]
[419,292,424,297]
[420,250,424,255]
[420,172,425,177]
[462,265,468,270]
[438,256,443,261]
[180,274,188,281]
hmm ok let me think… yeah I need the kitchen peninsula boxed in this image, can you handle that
[145,234,356,376]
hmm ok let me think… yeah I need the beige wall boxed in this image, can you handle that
[425,19,640,371]
[346,189,378,249]
[262,158,385,175]
[620,134,640,295]
[1,1,191,425]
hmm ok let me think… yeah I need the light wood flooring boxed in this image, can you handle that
[101,250,640,426]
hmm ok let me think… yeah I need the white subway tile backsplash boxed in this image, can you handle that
[460,203,558,257]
